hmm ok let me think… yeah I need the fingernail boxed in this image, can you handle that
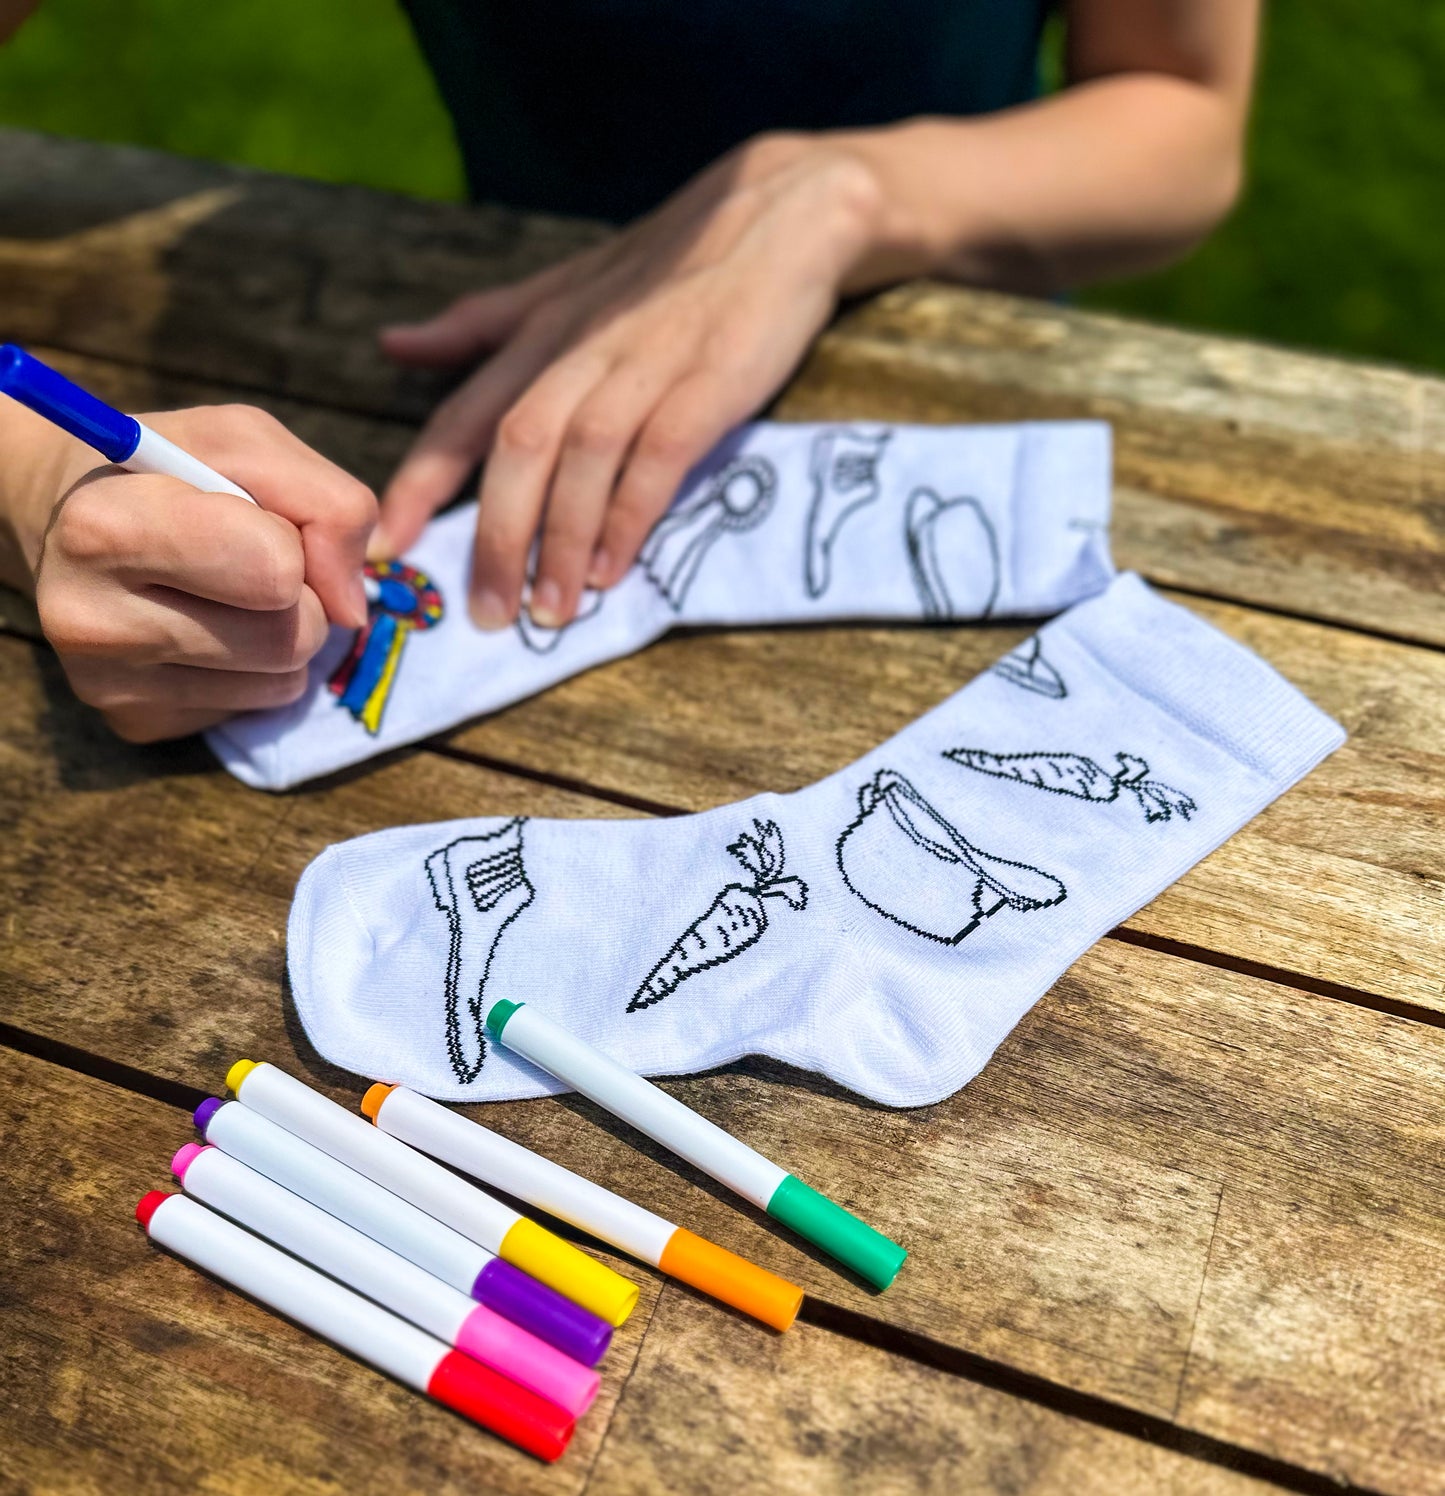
[349,576,370,628]
[470,588,512,631]
[529,577,563,628]
[585,550,611,588]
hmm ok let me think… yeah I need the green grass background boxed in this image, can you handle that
[1,0,1440,371]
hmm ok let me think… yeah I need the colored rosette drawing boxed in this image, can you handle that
[329,560,444,734]
[628,818,808,1012]
[836,770,1066,945]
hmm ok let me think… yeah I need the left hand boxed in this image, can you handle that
[375,133,884,630]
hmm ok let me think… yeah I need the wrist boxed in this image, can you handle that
[0,401,98,594]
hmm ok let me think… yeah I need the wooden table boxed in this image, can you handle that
[2,130,1443,1496]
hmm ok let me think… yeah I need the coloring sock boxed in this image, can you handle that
[207,418,1114,791]
[288,573,1344,1108]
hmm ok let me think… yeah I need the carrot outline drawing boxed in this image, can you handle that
[944,747,1196,824]
[627,819,808,1012]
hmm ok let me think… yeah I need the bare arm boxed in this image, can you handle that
[838,0,1258,294]
[379,0,1261,630]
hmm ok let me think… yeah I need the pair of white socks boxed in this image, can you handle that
[207,418,1114,791]
[289,572,1344,1108]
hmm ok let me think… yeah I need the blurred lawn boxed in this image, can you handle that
[1,0,1441,372]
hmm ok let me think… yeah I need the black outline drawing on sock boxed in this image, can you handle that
[836,769,1066,945]
[628,818,808,1012]
[426,820,536,1083]
[514,546,605,654]
[804,427,892,598]
[640,455,776,612]
[993,636,1068,699]
[944,748,1196,824]
[905,488,1001,620]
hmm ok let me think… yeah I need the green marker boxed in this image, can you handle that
[486,999,906,1291]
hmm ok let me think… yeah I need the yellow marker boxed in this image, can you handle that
[224,1059,638,1326]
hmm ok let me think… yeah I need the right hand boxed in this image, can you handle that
[31,404,376,743]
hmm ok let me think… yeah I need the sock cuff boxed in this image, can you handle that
[1057,574,1345,786]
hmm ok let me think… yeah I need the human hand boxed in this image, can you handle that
[27,405,376,742]
[376,133,885,629]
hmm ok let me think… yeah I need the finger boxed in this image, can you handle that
[469,350,613,628]
[104,704,239,744]
[48,471,312,612]
[379,264,575,367]
[591,371,753,587]
[531,357,679,625]
[144,405,377,630]
[64,653,312,721]
[87,584,330,674]
[374,322,575,562]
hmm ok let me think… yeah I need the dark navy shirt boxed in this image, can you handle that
[402,0,1050,221]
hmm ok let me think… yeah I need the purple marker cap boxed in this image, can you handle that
[473,1257,612,1367]
[194,1097,224,1133]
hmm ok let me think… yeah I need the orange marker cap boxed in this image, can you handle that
[361,1083,395,1121]
[657,1228,803,1332]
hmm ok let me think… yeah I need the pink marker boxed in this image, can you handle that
[172,1144,598,1418]
[135,1191,574,1461]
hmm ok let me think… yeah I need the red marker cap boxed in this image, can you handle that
[135,1190,172,1229]
[427,1349,575,1462]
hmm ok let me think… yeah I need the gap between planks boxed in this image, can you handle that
[0,1019,1384,1496]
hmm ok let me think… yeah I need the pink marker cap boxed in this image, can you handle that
[171,1142,210,1181]
[457,1303,600,1418]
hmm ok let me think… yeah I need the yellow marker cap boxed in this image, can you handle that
[499,1217,639,1327]
[226,1059,258,1095]
[361,1083,395,1121]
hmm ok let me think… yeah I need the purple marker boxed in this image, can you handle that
[193,1098,610,1367]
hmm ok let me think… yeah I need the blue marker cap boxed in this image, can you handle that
[0,344,141,463]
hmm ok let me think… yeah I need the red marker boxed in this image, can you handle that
[136,1191,574,1461]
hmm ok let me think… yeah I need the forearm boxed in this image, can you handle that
[834,74,1247,298]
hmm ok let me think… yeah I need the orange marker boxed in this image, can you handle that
[364,1084,803,1332]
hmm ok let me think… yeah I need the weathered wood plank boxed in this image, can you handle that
[0,1046,1269,1496]
[0,1045,659,1496]
[780,285,1445,646]
[585,1287,1274,1496]
[3,637,1443,1489]
[12,352,1442,1015]
[3,130,1443,640]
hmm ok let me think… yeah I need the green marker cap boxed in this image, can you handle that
[767,1175,907,1290]
[485,998,524,1039]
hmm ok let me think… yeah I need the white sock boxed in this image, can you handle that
[288,573,1344,1108]
[208,418,1114,790]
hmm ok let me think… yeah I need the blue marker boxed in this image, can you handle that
[0,344,256,505]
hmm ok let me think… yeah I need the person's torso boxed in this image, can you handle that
[403,0,1051,220]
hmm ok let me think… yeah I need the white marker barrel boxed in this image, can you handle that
[365,1083,806,1333]
[135,1192,574,1461]
[172,1145,598,1417]
[486,1002,908,1291]
[366,1084,675,1263]
[196,1098,613,1367]
[486,1003,787,1209]
[201,1099,488,1291]
[225,1060,638,1328]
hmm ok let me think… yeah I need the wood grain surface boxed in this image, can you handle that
[3,629,1442,1491]
[1,128,1442,1496]
[2,1046,1279,1496]
[8,348,1443,1019]
[3,130,1444,641]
